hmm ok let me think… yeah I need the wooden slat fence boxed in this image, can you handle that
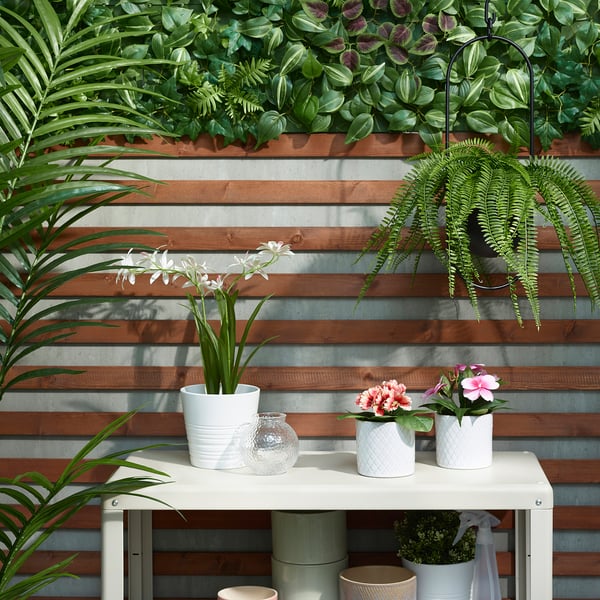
[0,133,599,599]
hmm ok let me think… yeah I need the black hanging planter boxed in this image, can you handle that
[445,0,534,287]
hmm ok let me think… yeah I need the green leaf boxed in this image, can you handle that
[319,89,345,113]
[279,43,306,75]
[291,10,327,33]
[345,112,373,143]
[323,63,354,87]
[255,110,286,147]
[361,63,385,85]
[465,110,498,133]
[162,6,193,32]
[387,108,417,131]
[395,70,421,104]
[490,80,528,110]
[553,2,574,25]
[239,16,272,38]
[301,50,323,79]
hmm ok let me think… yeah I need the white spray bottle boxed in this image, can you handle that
[453,510,502,600]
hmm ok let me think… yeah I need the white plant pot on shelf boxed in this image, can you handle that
[401,559,475,600]
[180,383,260,469]
[355,420,415,477]
[435,413,493,469]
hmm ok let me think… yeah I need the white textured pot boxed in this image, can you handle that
[355,420,415,477]
[435,413,493,469]
[401,558,475,600]
[180,383,260,469]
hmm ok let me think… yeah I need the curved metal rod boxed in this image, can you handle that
[443,19,535,291]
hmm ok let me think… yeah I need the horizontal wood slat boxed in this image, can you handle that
[13,505,595,531]
[8,365,600,391]
[18,550,513,577]
[40,272,594,299]
[23,318,600,345]
[102,179,600,206]
[21,548,600,577]
[3,412,600,439]
[104,132,600,158]
[52,225,582,252]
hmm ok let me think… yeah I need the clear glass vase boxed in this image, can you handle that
[241,412,299,475]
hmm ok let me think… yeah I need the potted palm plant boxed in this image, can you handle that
[0,0,177,596]
[358,138,600,328]
[394,510,476,600]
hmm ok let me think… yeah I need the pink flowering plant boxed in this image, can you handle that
[422,364,508,424]
[339,380,433,432]
[117,241,293,394]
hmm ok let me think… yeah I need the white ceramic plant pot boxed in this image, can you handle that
[355,420,415,477]
[339,565,417,600]
[435,414,493,469]
[180,383,260,469]
[401,559,475,600]
[271,555,348,600]
[271,510,347,564]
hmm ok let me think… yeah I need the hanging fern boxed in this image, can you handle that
[358,139,600,328]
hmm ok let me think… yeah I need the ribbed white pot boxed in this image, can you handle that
[355,420,415,477]
[435,414,493,469]
[181,383,260,469]
[401,559,475,600]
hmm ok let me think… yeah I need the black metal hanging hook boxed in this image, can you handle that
[443,2,536,291]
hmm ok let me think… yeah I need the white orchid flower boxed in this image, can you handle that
[257,241,294,257]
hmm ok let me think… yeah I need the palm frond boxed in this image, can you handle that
[0,410,170,599]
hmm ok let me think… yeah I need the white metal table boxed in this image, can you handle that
[101,450,553,600]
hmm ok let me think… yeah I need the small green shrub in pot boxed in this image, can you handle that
[394,510,476,565]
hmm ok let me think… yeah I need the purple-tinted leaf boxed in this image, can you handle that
[342,0,364,20]
[377,22,393,39]
[385,44,409,65]
[390,0,412,18]
[369,0,388,9]
[438,12,457,32]
[357,33,384,52]
[411,33,438,55]
[301,0,329,21]
[323,37,346,52]
[341,49,361,71]
[422,14,440,34]
[390,24,411,46]
[346,15,368,34]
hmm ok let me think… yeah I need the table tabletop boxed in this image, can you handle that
[104,450,553,512]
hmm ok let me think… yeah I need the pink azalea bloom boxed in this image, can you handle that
[461,374,499,401]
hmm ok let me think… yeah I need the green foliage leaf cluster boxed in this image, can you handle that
[358,138,600,327]
[5,0,600,147]
[394,510,476,565]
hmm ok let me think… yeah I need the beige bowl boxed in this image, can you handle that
[339,565,416,600]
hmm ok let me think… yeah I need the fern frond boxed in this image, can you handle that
[190,81,223,117]
[580,99,600,137]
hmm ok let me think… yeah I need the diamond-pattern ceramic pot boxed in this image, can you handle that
[355,420,415,477]
[435,413,493,469]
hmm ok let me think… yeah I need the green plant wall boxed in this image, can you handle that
[6,0,600,148]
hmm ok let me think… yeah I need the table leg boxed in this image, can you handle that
[101,506,124,600]
[514,509,553,600]
[128,511,154,600]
